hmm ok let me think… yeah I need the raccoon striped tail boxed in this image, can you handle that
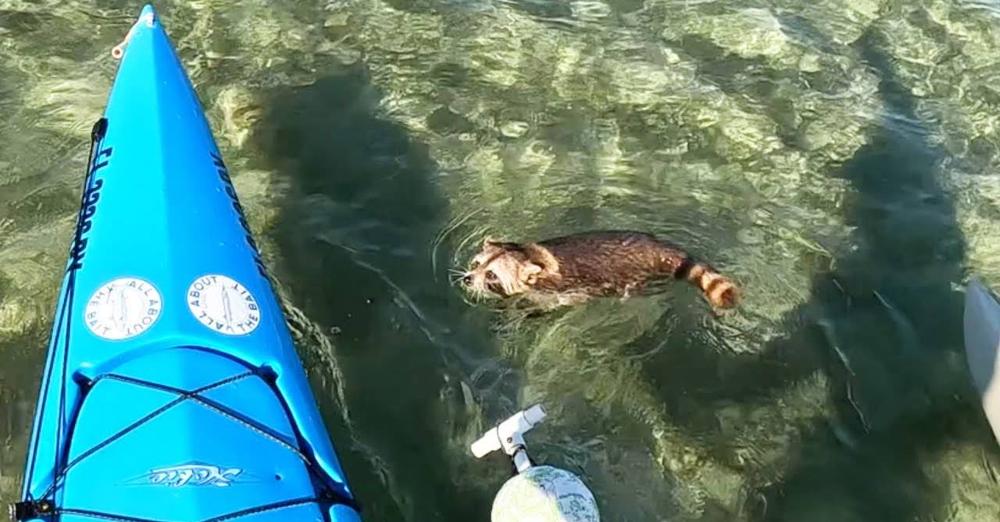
[678,260,739,309]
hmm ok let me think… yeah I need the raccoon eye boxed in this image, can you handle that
[470,260,481,269]
[485,270,497,281]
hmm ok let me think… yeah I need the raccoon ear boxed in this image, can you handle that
[483,236,509,248]
[484,237,524,251]
[522,243,559,274]
[523,261,543,284]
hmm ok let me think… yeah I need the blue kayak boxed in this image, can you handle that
[13,5,361,521]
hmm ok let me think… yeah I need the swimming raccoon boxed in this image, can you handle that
[460,231,739,309]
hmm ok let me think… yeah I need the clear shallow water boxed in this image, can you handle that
[2,0,1000,520]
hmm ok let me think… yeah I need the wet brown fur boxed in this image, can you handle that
[462,231,739,309]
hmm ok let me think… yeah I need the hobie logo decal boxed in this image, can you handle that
[147,464,243,487]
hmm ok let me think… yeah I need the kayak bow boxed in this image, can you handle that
[13,5,361,521]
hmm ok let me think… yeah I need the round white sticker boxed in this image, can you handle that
[84,277,162,340]
[187,275,261,336]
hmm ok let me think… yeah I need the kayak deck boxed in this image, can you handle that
[15,5,360,521]
[34,347,352,521]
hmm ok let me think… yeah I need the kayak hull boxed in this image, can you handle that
[16,5,360,521]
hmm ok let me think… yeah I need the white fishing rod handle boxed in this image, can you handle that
[471,405,546,458]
